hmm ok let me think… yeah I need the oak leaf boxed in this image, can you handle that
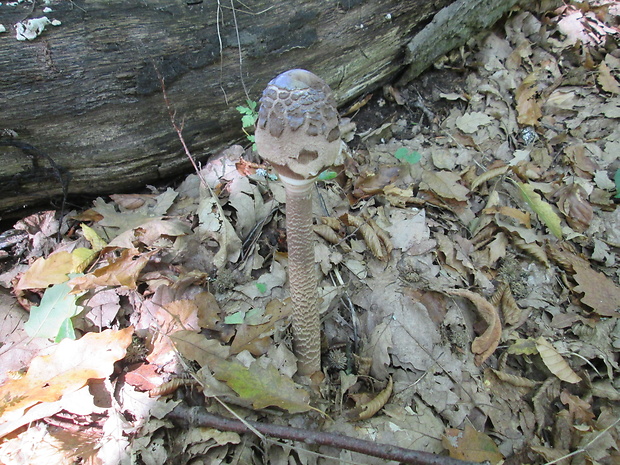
[0,327,133,437]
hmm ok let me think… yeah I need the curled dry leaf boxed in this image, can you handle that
[347,376,393,421]
[447,289,501,366]
[343,214,387,260]
[491,282,523,326]
[366,216,393,257]
[320,216,341,230]
[313,224,342,246]
[149,377,198,397]
[491,368,537,388]
[555,184,593,232]
[535,337,581,384]
[470,165,510,191]
[512,236,549,267]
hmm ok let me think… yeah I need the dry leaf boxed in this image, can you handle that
[366,216,393,256]
[471,165,510,191]
[491,368,537,388]
[535,337,581,384]
[598,61,620,94]
[344,214,386,260]
[15,250,94,290]
[443,424,504,464]
[420,171,470,202]
[516,75,542,126]
[515,182,563,239]
[69,249,155,291]
[447,289,501,365]
[230,299,292,355]
[455,112,493,133]
[169,330,231,367]
[347,377,393,421]
[212,359,312,413]
[555,184,593,232]
[512,236,549,266]
[572,263,620,317]
[491,282,523,326]
[483,205,531,228]
[0,327,133,437]
[313,224,342,246]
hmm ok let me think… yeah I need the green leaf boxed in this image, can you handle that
[615,168,620,198]
[24,280,84,340]
[241,114,257,128]
[318,170,337,181]
[55,318,76,342]
[212,359,312,413]
[255,282,267,293]
[394,147,421,164]
[224,311,245,325]
[515,182,563,239]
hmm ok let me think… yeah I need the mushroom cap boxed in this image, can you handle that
[255,69,341,181]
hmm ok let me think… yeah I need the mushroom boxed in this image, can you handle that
[255,69,341,377]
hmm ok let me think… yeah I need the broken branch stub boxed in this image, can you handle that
[255,69,341,377]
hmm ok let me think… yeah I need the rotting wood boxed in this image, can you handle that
[1,0,518,215]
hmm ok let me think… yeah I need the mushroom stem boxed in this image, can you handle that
[254,69,341,378]
[281,177,321,376]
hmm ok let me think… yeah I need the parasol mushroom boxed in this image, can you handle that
[255,69,341,377]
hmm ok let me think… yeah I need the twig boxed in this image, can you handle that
[166,404,477,465]
[154,66,206,186]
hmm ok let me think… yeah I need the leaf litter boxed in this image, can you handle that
[1,2,620,464]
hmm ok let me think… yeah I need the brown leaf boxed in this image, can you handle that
[516,76,542,126]
[0,328,133,437]
[344,214,386,260]
[535,337,581,384]
[598,61,620,94]
[491,368,537,388]
[443,424,504,463]
[147,299,202,364]
[572,263,620,317]
[69,249,155,291]
[491,282,523,326]
[447,289,501,365]
[170,330,230,367]
[555,184,593,232]
[347,377,393,421]
[230,299,292,355]
[420,171,470,202]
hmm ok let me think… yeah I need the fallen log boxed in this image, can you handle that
[0,0,519,216]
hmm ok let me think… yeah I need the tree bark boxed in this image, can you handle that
[0,0,516,215]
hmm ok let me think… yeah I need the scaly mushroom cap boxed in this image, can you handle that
[255,69,341,181]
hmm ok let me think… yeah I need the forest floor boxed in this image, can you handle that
[1,2,620,465]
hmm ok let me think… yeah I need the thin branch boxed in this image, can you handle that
[166,404,478,465]
[230,0,249,100]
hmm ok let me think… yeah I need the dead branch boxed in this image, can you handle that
[166,404,477,465]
